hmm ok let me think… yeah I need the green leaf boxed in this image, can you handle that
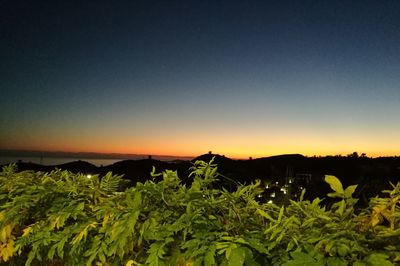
[204,249,216,266]
[325,175,344,194]
[337,243,350,257]
[245,237,269,254]
[100,172,123,193]
[256,209,275,222]
[327,257,348,266]
[335,200,346,216]
[228,247,246,266]
[146,242,165,266]
[317,215,332,221]
[327,192,344,198]
[277,206,285,223]
[98,250,106,263]
[282,251,323,266]
[57,237,67,258]
[344,185,357,198]
[302,218,317,228]
[365,253,394,266]
[47,244,56,260]
[353,262,367,266]
[126,210,140,232]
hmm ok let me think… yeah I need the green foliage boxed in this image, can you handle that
[325,175,357,199]
[0,162,399,265]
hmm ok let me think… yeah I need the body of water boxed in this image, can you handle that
[0,156,123,167]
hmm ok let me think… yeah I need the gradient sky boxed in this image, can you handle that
[1,0,400,158]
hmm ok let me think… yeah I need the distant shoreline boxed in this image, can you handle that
[0,149,195,162]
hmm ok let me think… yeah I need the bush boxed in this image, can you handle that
[0,158,399,265]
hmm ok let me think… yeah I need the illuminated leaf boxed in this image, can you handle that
[0,224,12,243]
[256,209,275,222]
[228,247,245,266]
[0,239,15,262]
[325,175,344,194]
[344,185,357,198]
[22,226,33,237]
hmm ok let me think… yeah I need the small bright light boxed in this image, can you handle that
[86,174,92,179]
[267,200,273,204]
[270,192,276,198]
[257,194,262,198]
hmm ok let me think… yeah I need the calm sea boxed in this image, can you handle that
[0,156,128,167]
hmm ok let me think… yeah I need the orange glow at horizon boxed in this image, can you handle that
[2,127,399,159]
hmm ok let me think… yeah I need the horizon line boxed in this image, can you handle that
[0,148,399,160]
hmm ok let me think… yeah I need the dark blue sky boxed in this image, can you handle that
[1,0,400,157]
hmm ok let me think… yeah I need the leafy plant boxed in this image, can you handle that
[0,160,399,265]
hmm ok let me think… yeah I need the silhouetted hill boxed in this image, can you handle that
[259,154,305,160]
[101,159,171,183]
[56,160,98,174]
[193,153,235,164]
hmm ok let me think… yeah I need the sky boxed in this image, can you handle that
[1,0,400,158]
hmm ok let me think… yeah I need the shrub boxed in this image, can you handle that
[0,159,399,265]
